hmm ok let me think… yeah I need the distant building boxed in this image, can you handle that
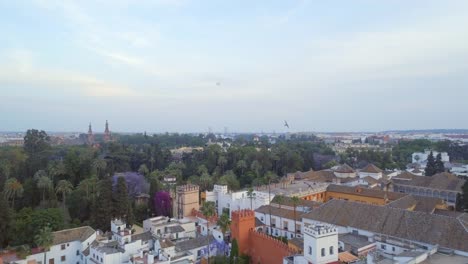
[87,122,94,145]
[358,164,383,180]
[104,120,112,142]
[412,150,449,166]
[392,172,465,206]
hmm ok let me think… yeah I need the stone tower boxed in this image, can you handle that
[303,224,338,264]
[176,184,200,219]
[230,209,255,255]
[87,123,94,145]
[104,120,111,142]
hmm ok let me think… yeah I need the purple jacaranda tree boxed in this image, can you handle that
[153,191,172,217]
[112,172,149,198]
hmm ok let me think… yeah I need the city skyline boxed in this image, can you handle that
[1,0,468,132]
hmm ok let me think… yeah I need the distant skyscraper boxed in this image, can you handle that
[104,120,111,142]
[87,123,94,145]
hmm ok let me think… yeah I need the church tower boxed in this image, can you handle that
[104,120,111,142]
[87,123,94,145]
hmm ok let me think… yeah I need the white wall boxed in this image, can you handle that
[359,172,382,180]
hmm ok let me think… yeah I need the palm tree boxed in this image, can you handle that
[246,188,256,210]
[201,201,216,264]
[92,159,107,178]
[291,196,300,238]
[217,212,231,239]
[236,160,247,176]
[78,176,98,201]
[217,156,227,174]
[274,195,284,235]
[250,160,262,176]
[4,177,23,208]
[55,180,73,205]
[34,225,53,264]
[37,175,53,202]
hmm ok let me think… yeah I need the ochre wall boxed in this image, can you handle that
[325,191,385,205]
[248,230,296,264]
[230,210,256,255]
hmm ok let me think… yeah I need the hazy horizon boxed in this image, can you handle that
[1,0,468,133]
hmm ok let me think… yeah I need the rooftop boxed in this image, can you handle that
[386,195,446,213]
[303,199,468,252]
[175,236,215,251]
[360,164,383,173]
[326,184,406,201]
[52,226,95,245]
[392,172,465,192]
[335,164,355,173]
[339,233,373,249]
[255,205,305,221]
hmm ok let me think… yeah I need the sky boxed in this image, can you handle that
[1,0,468,133]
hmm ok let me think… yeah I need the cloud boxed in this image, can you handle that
[0,50,137,97]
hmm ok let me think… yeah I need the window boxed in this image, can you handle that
[61,244,66,250]
[329,246,334,255]
[392,247,395,252]
[61,256,66,262]
[76,250,80,256]
[271,218,276,227]
[261,216,264,222]
[321,248,325,257]
[296,224,301,233]
[381,244,386,250]
[308,246,312,255]
[283,221,288,230]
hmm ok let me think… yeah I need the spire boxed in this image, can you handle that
[87,122,94,145]
[104,120,111,142]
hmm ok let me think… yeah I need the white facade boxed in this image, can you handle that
[412,150,449,165]
[17,227,97,264]
[143,216,196,239]
[206,184,273,216]
[303,225,338,264]
[283,223,339,264]
[255,210,302,239]
[358,171,383,180]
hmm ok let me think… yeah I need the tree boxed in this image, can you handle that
[0,192,11,247]
[4,177,23,208]
[291,196,300,238]
[114,177,134,225]
[217,212,231,238]
[34,225,53,264]
[424,151,436,176]
[24,129,51,174]
[246,188,256,210]
[236,160,247,176]
[459,181,468,212]
[218,171,240,191]
[92,177,114,231]
[55,180,73,206]
[218,156,227,174]
[36,173,53,203]
[435,153,445,173]
[153,191,172,217]
[92,159,107,178]
[201,201,216,264]
[230,238,239,263]
[138,164,149,176]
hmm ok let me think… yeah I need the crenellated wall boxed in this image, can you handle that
[248,229,297,264]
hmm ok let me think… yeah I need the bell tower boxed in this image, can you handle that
[87,123,94,145]
[104,120,111,142]
[304,224,339,264]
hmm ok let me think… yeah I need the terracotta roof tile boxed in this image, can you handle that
[361,164,383,173]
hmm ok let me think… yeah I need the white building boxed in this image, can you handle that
[358,164,383,180]
[15,226,96,264]
[283,224,339,264]
[205,184,272,216]
[303,199,468,263]
[143,216,196,240]
[412,150,449,166]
